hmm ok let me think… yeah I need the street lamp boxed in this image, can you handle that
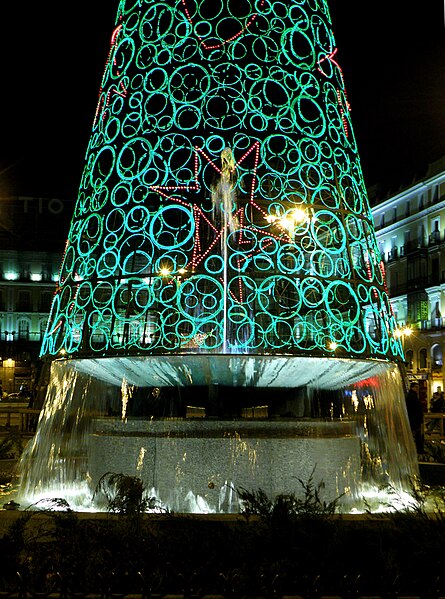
[394,325,413,341]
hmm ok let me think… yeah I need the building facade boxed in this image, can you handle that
[0,249,61,395]
[372,156,445,408]
[0,195,67,396]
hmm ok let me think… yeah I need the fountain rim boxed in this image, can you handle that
[51,354,402,390]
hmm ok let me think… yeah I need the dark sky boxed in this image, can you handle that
[1,0,444,207]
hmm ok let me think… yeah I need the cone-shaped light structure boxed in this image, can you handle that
[41,0,403,385]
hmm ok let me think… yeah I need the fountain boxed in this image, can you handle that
[17,0,419,513]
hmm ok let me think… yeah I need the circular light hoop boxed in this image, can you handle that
[149,204,195,250]
[325,281,361,325]
[300,277,324,309]
[75,281,93,309]
[111,37,135,79]
[117,137,153,180]
[204,255,224,274]
[77,214,103,257]
[90,146,116,188]
[311,210,346,255]
[140,5,176,42]
[253,254,275,271]
[227,304,250,324]
[178,275,223,321]
[265,319,292,349]
[126,205,151,232]
[59,246,76,285]
[310,250,334,278]
[277,245,305,274]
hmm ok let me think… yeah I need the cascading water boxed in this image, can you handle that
[17,358,419,513]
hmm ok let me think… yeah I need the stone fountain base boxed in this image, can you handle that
[89,418,361,512]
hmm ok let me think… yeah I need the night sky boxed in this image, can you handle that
[1,0,444,208]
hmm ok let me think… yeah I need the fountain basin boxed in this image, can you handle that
[90,418,361,512]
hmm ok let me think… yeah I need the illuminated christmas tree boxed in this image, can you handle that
[42,0,402,368]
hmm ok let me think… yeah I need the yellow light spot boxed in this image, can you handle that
[291,207,307,223]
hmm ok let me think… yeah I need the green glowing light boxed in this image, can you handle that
[41,0,403,361]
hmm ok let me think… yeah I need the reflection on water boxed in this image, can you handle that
[14,358,423,514]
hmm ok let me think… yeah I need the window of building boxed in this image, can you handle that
[18,319,30,341]
[431,257,440,285]
[17,290,31,311]
[419,348,428,369]
[432,300,442,326]
[430,220,440,244]
[405,349,413,370]
[40,291,52,312]
[42,263,52,281]
[20,263,31,279]
[405,201,410,217]
[432,344,443,367]
[418,223,425,246]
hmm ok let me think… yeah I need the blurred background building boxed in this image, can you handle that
[371,156,445,409]
[0,195,68,396]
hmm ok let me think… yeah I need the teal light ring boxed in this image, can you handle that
[310,250,334,277]
[277,246,306,274]
[300,277,324,309]
[252,253,275,272]
[126,205,151,232]
[311,210,346,255]
[149,205,195,250]
[265,319,293,349]
[232,322,256,347]
[91,186,110,212]
[335,257,351,278]
[91,282,114,310]
[140,5,176,42]
[122,111,143,140]
[227,304,251,325]
[89,146,116,188]
[76,257,97,280]
[195,324,222,350]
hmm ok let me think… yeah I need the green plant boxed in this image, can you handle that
[92,472,158,515]
[238,469,343,520]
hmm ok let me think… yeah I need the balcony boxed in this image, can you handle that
[429,231,441,245]
[420,318,445,331]
[0,331,43,343]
